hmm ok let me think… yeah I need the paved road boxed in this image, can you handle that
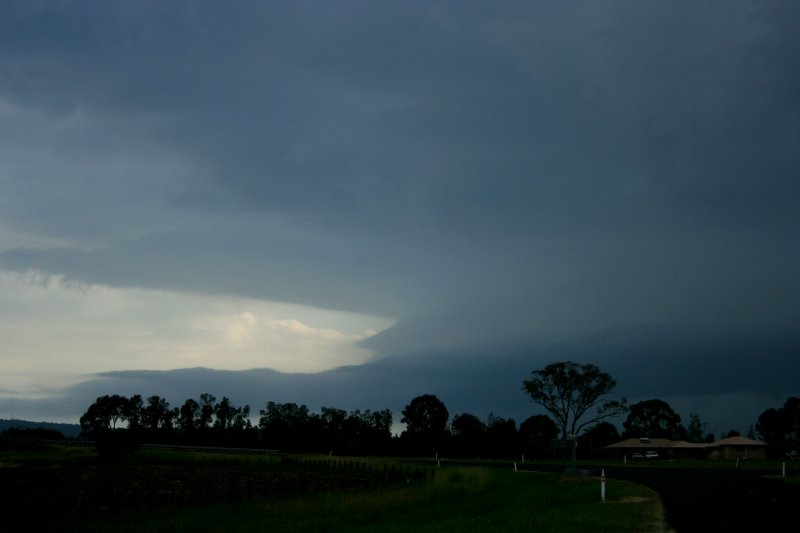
[601,466,799,532]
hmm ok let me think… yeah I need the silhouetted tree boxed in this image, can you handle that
[320,406,348,452]
[518,414,558,458]
[579,422,620,458]
[80,395,130,437]
[213,397,235,431]
[400,394,449,455]
[756,397,800,456]
[486,413,518,458]
[623,399,685,440]
[79,395,140,460]
[143,395,172,431]
[523,361,627,439]
[450,413,487,457]
[177,398,200,433]
[351,409,393,453]
[231,404,252,431]
[259,402,313,451]
[125,395,144,431]
[685,413,706,442]
[198,393,216,429]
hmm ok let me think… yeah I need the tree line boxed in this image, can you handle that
[79,393,394,454]
[77,391,563,459]
[77,361,800,459]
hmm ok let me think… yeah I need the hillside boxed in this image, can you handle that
[0,419,81,438]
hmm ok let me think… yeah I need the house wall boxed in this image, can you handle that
[718,445,766,460]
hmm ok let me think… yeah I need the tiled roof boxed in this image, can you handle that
[712,436,767,447]
[605,438,679,448]
[604,436,768,449]
[671,441,710,448]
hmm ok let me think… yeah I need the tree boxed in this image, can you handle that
[451,413,486,437]
[450,413,487,457]
[355,408,393,452]
[339,409,393,454]
[230,404,252,432]
[80,394,130,436]
[579,421,621,458]
[486,413,518,458]
[213,397,236,431]
[518,414,559,459]
[519,415,558,444]
[125,395,144,431]
[756,397,800,456]
[259,401,313,451]
[623,399,685,440]
[198,393,217,429]
[686,413,705,442]
[364,409,393,438]
[177,398,200,433]
[400,394,449,453]
[319,406,348,451]
[522,361,627,439]
[79,394,139,460]
[143,395,172,431]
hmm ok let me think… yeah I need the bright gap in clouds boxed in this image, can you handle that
[0,270,396,398]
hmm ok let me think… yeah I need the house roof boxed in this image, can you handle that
[604,436,768,449]
[605,438,678,449]
[670,441,710,449]
[713,436,767,447]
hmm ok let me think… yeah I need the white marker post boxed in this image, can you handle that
[783,462,786,478]
[514,461,518,472]
[601,469,606,502]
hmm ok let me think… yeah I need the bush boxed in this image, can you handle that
[97,430,140,463]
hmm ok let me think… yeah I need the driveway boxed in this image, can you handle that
[602,466,799,532]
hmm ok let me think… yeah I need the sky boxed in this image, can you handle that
[1,1,798,435]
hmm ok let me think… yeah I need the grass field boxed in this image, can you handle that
[1,445,675,532]
[77,465,666,532]
[5,445,798,532]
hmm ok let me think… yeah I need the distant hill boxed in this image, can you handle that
[0,419,81,438]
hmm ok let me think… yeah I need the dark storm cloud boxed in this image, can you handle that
[6,325,798,432]
[1,1,799,425]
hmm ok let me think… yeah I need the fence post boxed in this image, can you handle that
[601,469,606,502]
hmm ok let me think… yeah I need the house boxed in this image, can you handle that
[707,436,767,460]
[604,436,768,460]
[604,437,680,459]
[669,441,713,460]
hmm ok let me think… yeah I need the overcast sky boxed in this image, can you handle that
[1,1,798,434]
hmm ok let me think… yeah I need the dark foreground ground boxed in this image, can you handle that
[2,448,796,532]
[601,466,799,532]
[0,454,426,530]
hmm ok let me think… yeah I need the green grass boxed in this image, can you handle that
[75,467,666,533]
